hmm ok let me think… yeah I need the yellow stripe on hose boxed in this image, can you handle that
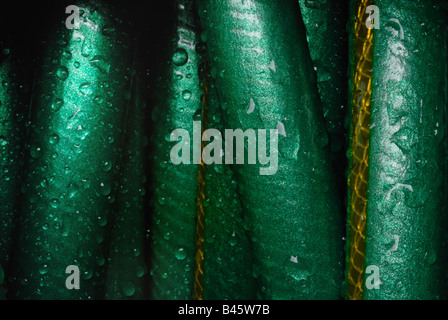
[347,0,374,300]
[193,62,209,301]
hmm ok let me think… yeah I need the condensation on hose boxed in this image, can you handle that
[193,61,209,300]
[347,0,374,300]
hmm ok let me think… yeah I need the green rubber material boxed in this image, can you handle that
[0,40,30,300]
[202,86,256,300]
[197,0,345,299]
[104,73,147,300]
[298,0,349,204]
[148,0,204,300]
[363,0,448,299]
[7,1,138,299]
[298,0,349,154]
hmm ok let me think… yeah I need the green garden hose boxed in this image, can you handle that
[346,0,448,300]
[148,0,204,300]
[197,0,345,299]
[202,78,256,300]
[105,73,147,300]
[1,0,446,302]
[7,1,137,299]
[298,0,349,188]
[0,39,30,300]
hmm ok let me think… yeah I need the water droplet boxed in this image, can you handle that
[96,255,105,266]
[90,55,110,73]
[136,266,145,278]
[82,269,93,280]
[121,281,135,297]
[426,248,437,265]
[30,145,43,159]
[79,82,93,95]
[0,136,8,147]
[40,179,49,189]
[62,50,72,60]
[74,61,81,68]
[56,66,69,81]
[172,48,188,66]
[93,96,104,105]
[164,133,172,142]
[51,98,64,112]
[39,264,50,275]
[229,232,237,246]
[74,144,82,154]
[158,197,166,206]
[290,271,309,283]
[182,90,192,101]
[49,134,60,145]
[100,182,111,196]
[81,40,93,57]
[416,158,427,170]
[97,215,107,227]
[175,248,187,260]
[193,109,202,120]
[96,233,104,244]
[103,161,112,172]
[50,198,60,209]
